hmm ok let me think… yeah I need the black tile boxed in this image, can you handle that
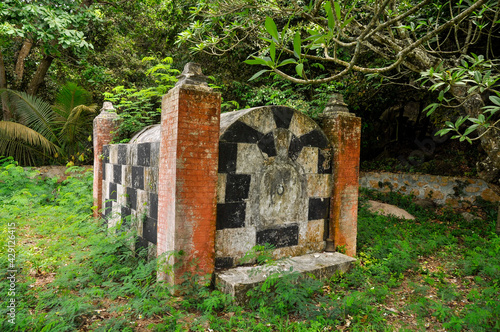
[103,200,113,218]
[300,129,329,149]
[118,145,127,165]
[132,166,144,190]
[149,193,158,219]
[102,145,110,162]
[113,164,122,184]
[109,182,117,201]
[256,224,299,248]
[216,202,246,230]
[218,142,237,173]
[215,257,234,269]
[308,197,330,220]
[272,106,294,129]
[137,143,151,166]
[318,149,333,174]
[225,174,251,203]
[126,187,137,210]
[135,236,149,252]
[288,135,303,161]
[121,206,132,225]
[220,121,263,143]
[257,132,277,157]
[143,217,157,244]
[102,161,106,181]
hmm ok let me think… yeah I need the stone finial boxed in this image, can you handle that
[100,101,115,113]
[323,93,351,115]
[175,62,208,87]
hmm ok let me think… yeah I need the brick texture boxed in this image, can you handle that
[157,85,221,287]
[320,112,361,257]
[93,109,119,218]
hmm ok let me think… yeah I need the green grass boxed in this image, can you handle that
[0,157,499,331]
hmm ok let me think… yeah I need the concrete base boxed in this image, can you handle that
[215,252,356,304]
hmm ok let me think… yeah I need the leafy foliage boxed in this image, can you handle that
[420,55,500,143]
[104,57,180,142]
[0,84,96,165]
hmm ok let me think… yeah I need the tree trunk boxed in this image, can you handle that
[451,87,500,185]
[464,93,500,185]
[14,39,33,89]
[0,49,11,121]
[26,55,54,96]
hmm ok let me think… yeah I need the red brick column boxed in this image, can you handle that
[93,102,119,218]
[319,95,361,257]
[157,63,221,287]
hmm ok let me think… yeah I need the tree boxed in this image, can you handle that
[0,0,96,120]
[179,0,500,182]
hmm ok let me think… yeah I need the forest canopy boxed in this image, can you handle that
[0,0,498,183]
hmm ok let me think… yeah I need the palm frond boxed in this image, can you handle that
[53,82,92,118]
[0,121,59,165]
[59,104,97,146]
[0,89,59,144]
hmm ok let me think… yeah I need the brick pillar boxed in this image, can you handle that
[157,63,221,287]
[319,95,361,257]
[93,102,119,218]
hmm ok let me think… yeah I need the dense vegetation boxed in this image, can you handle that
[0,160,498,331]
[1,0,499,180]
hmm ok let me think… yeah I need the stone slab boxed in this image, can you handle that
[215,252,356,304]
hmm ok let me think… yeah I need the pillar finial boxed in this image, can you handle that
[323,93,351,115]
[175,62,209,87]
[100,101,115,113]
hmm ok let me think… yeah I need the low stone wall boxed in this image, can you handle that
[360,171,500,206]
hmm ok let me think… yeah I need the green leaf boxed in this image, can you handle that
[436,128,452,136]
[463,124,479,136]
[455,116,468,127]
[244,58,269,66]
[278,58,297,67]
[489,95,500,106]
[293,32,301,59]
[265,17,279,42]
[341,17,354,28]
[248,70,269,81]
[423,103,439,116]
[334,2,341,21]
[296,63,304,77]
[269,42,276,62]
[325,2,334,29]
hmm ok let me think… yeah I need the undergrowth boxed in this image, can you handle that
[0,157,498,331]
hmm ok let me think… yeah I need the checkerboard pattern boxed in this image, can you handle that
[215,106,333,268]
[101,142,160,254]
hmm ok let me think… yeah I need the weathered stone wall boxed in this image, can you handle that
[101,142,160,254]
[360,171,500,206]
[216,106,332,268]
[93,63,362,289]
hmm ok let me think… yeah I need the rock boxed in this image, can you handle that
[461,212,481,222]
[413,198,437,210]
[367,200,415,220]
